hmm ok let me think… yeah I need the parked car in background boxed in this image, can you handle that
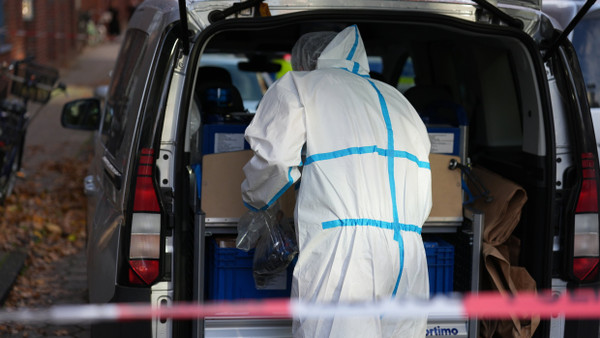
[198,53,274,113]
[61,0,600,337]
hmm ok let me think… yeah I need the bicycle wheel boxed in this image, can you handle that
[0,145,20,205]
[0,100,27,204]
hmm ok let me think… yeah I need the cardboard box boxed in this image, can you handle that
[201,150,462,221]
[201,150,296,219]
[429,153,463,221]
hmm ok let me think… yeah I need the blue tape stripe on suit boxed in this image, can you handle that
[304,146,430,169]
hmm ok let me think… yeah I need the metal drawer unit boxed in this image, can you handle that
[192,207,483,338]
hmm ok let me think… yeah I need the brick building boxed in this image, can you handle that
[0,0,137,67]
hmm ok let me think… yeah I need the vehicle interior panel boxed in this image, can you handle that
[189,15,553,295]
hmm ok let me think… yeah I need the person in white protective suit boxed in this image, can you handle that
[241,25,432,337]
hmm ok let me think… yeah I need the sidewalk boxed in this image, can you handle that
[0,37,120,337]
[23,37,121,169]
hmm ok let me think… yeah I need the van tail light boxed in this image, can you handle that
[128,148,161,285]
[572,153,600,282]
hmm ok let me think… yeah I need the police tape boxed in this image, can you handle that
[1,290,600,324]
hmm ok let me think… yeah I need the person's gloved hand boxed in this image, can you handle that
[236,203,280,251]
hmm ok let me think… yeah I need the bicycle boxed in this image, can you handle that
[0,58,66,204]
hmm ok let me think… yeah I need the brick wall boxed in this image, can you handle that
[1,1,24,64]
[80,0,136,35]
[0,0,136,70]
[1,0,80,67]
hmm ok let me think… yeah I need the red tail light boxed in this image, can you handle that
[129,259,160,285]
[576,178,598,213]
[572,153,600,282]
[128,148,161,286]
[133,148,160,212]
[573,257,600,281]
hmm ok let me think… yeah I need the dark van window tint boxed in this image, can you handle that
[572,17,600,108]
[199,55,265,112]
[101,29,148,167]
[397,57,415,93]
[223,64,263,102]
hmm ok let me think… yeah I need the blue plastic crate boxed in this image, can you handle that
[202,124,249,155]
[207,238,294,301]
[424,238,454,296]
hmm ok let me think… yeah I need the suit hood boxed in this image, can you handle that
[317,25,370,76]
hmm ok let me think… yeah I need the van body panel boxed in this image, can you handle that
[64,0,599,336]
[86,2,180,303]
[186,0,548,38]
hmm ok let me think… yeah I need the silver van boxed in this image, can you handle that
[61,0,600,337]
[543,0,600,158]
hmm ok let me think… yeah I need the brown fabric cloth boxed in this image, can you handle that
[470,167,528,246]
[467,167,539,338]
[480,238,540,338]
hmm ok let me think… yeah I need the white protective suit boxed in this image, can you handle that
[242,25,432,337]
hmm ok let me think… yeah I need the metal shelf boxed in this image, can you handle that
[194,208,484,337]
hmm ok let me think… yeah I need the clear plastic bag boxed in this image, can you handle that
[235,202,298,289]
[252,213,298,289]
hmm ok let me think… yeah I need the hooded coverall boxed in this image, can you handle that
[242,25,432,337]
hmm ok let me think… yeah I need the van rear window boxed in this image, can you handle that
[101,29,149,169]
[573,16,600,108]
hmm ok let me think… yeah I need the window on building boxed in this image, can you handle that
[0,0,11,53]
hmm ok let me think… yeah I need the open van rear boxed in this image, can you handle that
[60,0,600,337]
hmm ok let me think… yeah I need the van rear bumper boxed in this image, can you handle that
[90,285,152,338]
[563,282,600,338]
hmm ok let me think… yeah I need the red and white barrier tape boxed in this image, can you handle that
[1,290,600,324]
